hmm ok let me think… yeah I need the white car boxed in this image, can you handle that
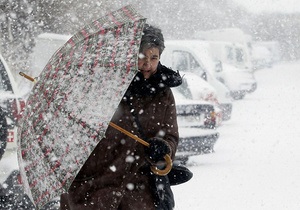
[218,63,257,99]
[173,88,219,163]
[161,40,233,121]
[173,71,224,126]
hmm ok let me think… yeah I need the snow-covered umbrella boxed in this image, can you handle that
[17,5,147,209]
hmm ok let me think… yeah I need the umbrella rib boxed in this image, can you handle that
[66,111,103,138]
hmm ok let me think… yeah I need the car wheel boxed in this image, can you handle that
[231,91,245,100]
[0,107,8,161]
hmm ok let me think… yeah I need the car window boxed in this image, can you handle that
[235,48,245,63]
[190,55,207,80]
[226,46,234,62]
[172,51,189,71]
[176,77,193,100]
[189,54,200,70]
[172,50,206,80]
[0,71,4,91]
[0,60,13,92]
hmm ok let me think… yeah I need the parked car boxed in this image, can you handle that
[0,170,60,210]
[193,28,253,71]
[0,54,25,161]
[218,62,257,99]
[0,55,53,209]
[251,44,273,70]
[205,40,257,99]
[161,40,233,120]
[0,55,59,209]
[173,88,219,163]
[251,41,281,64]
[164,39,257,100]
[174,71,224,126]
[0,55,42,210]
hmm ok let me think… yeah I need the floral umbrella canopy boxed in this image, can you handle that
[17,5,146,209]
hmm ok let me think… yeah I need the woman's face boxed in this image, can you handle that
[138,47,160,79]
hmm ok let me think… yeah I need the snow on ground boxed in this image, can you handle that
[1,61,300,209]
[173,61,300,210]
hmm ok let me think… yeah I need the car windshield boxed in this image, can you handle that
[172,50,207,80]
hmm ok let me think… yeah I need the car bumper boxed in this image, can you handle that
[246,82,257,93]
[219,103,233,121]
[176,127,219,158]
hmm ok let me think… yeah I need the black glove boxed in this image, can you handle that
[145,137,170,163]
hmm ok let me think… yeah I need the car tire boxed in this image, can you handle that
[231,91,245,100]
[0,107,8,161]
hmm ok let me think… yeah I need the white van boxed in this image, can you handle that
[194,28,253,70]
[161,40,257,100]
[160,40,233,121]
[208,41,253,71]
[207,41,257,99]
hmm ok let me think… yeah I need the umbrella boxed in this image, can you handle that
[17,5,146,209]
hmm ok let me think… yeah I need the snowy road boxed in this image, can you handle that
[173,61,300,210]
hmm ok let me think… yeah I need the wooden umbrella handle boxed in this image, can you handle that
[109,122,172,176]
[150,154,172,176]
[19,72,36,82]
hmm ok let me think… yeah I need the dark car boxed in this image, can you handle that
[0,54,25,161]
[0,170,59,210]
[0,107,8,161]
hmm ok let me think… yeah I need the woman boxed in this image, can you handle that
[60,24,182,210]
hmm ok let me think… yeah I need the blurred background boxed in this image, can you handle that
[1,1,300,209]
[0,0,299,84]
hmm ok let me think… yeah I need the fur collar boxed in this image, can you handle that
[126,62,182,97]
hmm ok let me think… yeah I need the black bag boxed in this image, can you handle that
[150,174,174,210]
[149,164,193,210]
[168,163,193,186]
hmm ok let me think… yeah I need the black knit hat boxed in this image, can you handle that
[139,23,165,56]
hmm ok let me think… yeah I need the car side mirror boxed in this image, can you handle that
[201,71,207,81]
[215,60,223,72]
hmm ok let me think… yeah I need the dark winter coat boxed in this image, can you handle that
[60,63,182,210]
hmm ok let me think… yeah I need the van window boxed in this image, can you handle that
[235,48,245,63]
[226,46,234,61]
